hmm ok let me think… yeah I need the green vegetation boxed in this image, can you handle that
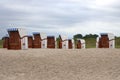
[0,40,3,48]
[115,37,120,48]
[83,34,98,38]
[84,38,96,48]
[56,37,60,48]
[73,34,83,39]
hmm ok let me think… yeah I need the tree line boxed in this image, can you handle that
[73,34,98,39]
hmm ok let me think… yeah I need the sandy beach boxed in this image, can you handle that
[0,48,120,80]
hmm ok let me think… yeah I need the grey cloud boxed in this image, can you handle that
[0,0,120,39]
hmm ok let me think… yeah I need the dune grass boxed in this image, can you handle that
[115,37,120,48]
[84,38,96,48]
[0,40,3,48]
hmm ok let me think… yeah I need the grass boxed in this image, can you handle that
[0,40,3,48]
[115,37,120,48]
[84,38,96,48]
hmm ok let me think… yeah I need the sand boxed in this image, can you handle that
[0,48,120,80]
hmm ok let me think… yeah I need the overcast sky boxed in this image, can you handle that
[0,0,120,39]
